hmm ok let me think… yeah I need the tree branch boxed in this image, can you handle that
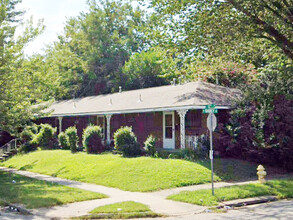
[227,0,293,60]
[260,0,293,29]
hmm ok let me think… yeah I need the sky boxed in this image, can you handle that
[17,0,90,56]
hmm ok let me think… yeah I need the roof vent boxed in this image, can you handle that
[138,94,142,103]
[108,98,112,105]
[119,86,122,93]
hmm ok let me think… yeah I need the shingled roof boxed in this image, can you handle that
[44,81,241,117]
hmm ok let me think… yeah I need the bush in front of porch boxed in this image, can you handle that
[114,126,141,157]
[83,125,105,154]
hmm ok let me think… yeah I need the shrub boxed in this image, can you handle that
[58,132,69,150]
[82,125,104,153]
[31,124,56,149]
[19,143,37,153]
[214,65,293,171]
[114,126,141,157]
[65,126,79,153]
[168,135,209,161]
[144,135,157,157]
[20,124,39,143]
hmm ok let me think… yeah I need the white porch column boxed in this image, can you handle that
[105,114,112,145]
[58,116,63,134]
[177,110,188,149]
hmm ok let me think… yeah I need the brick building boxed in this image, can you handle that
[38,81,240,149]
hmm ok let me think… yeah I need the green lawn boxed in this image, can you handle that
[77,201,161,219]
[168,179,293,206]
[0,171,106,209]
[1,150,220,192]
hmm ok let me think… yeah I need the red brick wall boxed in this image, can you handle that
[110,112,163,148]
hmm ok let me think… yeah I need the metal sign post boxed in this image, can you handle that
[203,105,217,196]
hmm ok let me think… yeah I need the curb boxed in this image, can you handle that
[216,196,278,209]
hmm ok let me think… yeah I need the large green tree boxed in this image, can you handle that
[0,0,44,134]
[46,0,148,98]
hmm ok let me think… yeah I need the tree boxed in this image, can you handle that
[46,0,148,98]
[147,0,293,64]
[122,48,177,90]
[0,0,44,135]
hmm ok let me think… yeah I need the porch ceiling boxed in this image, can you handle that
[43,81,241,117]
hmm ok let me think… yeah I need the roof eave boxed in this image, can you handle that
[44,104,232,118]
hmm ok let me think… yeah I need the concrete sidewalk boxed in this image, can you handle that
[0,166,259,219]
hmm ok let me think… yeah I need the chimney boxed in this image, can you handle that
[119,86,122,93]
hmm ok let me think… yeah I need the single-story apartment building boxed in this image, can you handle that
[38,81,240,149]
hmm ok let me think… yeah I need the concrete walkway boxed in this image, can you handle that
[0,166,259,219]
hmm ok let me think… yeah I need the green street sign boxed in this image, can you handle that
[203,109,218,114]
[205,104,216,109]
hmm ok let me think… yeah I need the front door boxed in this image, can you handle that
[163,111,175,149]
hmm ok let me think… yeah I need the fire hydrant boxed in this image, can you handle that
[257,165,267,184]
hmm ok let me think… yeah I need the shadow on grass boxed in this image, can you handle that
[197,158,258,182]
[19,160,39,171]
[0,171,103,209]
[51,166,68,177]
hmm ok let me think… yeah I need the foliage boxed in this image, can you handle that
[0,171,106,209]
[65,126,79,153]
[18,124,40,153]
[31,124,56,149]
[167,135,209,160]
[44,0,148,98]
[184,59,258,88]
[82,125,104,154]
[1,150,220,192]
[0,0,48,135]
[18,143,36,153]
[168,179,293,206]
[144,135,157,157]
[114,126,141,157]
[20,124,39,143]
[85,201,160,219]
[148,0,293,63]
[122,48,177,90]
[58,132,69,150]
[215,62,293,170]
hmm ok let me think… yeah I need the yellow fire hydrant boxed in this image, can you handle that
[257,165,267,184]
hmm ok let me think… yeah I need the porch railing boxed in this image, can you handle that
[0,139,19,155]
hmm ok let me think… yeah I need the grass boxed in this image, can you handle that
[1,150,220,192]
[0,171,106,209]
[198,158,285,182]
[1,150,282,192]
[168,179,293,206]
[77,201,161,219]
